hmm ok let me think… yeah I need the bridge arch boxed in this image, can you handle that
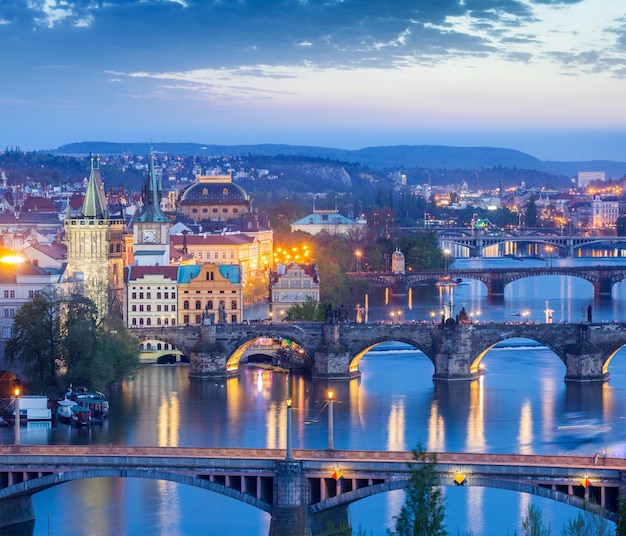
[470,335,566,375]
[311,475,616,523]
[226,331,315,373]
[348,338,434,374]
[0,469,273,513]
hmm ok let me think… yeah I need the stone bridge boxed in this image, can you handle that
[126,321,626,383]
[0,445,622,535]
[348,265,626,297]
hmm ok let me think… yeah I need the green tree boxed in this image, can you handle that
[6,287,61,391]
[515,504,551,536]
[616,496,626,535]
[616,216,626,237]
[525,196,538,227]
[562,509,613,536]
[388,443,447,536]
[285,296,326,321]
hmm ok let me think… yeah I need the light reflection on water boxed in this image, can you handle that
[6,263,626,534]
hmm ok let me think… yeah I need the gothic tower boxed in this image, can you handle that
[64,156,125,319]
[132,153,171,266]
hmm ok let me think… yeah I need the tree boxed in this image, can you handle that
[616,495,626,535]
[6,287,62,391]
[515,504,551,536]
[285,296,326,321]
[562,509,613,536]
[525,196,538,227]
[388,443,447,536]
[616,216,626,236]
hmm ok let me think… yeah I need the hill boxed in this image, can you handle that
[52,141,626,178]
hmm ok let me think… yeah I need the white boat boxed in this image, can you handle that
[556,412,611,440]
[56,398,75,423]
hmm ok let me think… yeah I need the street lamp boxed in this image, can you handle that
[355,249,362,273]
[14,388,20,445]
[430,311,436,324]
[327,390,334,450]
[390,311,395,324]
[286,398,293,459]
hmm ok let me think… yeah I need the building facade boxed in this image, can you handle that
[125,266,179,328]
[269,262,319,320]
[63,157,125,319]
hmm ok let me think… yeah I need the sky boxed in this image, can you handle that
[1,0,626,161]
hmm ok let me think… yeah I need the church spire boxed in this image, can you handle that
[81,155,108,218]
[135,152,170,223]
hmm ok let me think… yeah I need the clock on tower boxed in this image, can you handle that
[143,230,156,243]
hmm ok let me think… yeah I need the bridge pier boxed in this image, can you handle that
[188,323,233,379]
[312,325,359,380]
[269,461,311,536]
[432,323,482,381]
[0,495,35,531]
[564,332,609,383]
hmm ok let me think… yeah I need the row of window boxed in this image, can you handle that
[193,251,236,259]
[3,290,41,299]
[182,300,238,310]
[131,292,176,300]
[3,309,15,318]
[191,207,239,214]
[131,304,176,312]
[3,291,15,299]
[130,317,177,326]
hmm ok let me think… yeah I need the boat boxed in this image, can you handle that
[556,412,611,440]
[56,398,75,423]
[69,405,91,427]
[67,386,109,421]
[435,275,458,288]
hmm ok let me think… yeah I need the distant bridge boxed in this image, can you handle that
[437,232,626,258]
[349,264,626,296]
[0,445,622,534]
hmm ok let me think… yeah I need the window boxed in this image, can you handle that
[157,318,161,326]
[195,300,201,309]
[132,292,137,299]
[231,300,237,310]
[139,318,144,326]
[172,305,176,311]
[3,291,7,298]
[230,252,234,259]
[212,208,218,213]
[164,318,169,326]
[183,300,189,309]
[132,318,137,326]
[233,208,239,214]
[231,314,237,323]
[146,318,151,326]
[206,271,214,281]
[171,293,176,300]
[157,304,162,312]
[139,292,144,299]
[207,300,213,310]
[146,292,151,299]
[164,305,169,312]
[132,305,137,312]
[183,314,189,324]
[195,314,201,324]
[222,252,226,259]
[171,318,176,326]
[157,292,162,299]
[164,292,169,299]
[146,305,151,312]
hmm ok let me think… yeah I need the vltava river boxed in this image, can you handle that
[4,257,626,535]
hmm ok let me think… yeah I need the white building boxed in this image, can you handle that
[578,171,605,188]
[269,262,320,320]
[290,209,366,237]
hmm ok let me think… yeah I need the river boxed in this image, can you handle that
[4,257,626,535]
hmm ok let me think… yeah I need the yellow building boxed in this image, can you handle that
[177,263,242,325]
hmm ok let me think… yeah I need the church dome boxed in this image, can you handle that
[180,177,249,206]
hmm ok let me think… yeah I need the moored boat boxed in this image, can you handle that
[56,398,75,423]
[67,386,109,421]
[70,405,91,427]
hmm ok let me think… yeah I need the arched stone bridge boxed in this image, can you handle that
[129,321,626,383]
[0,445,622,535]
[349,265,626,296]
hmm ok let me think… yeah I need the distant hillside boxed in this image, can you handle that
[52,141,626,178]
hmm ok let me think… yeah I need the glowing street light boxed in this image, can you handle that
[13,388,20,445]
[327,390,334,450]
[354,249,362,272]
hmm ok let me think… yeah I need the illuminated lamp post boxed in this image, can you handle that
[14,388,20,445]
[327,390,334,450]
[355,249,362,273]
[286,397,293,460]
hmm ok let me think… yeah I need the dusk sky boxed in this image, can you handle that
[1,0,625,161]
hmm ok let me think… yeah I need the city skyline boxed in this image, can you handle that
[1,0,625,161]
